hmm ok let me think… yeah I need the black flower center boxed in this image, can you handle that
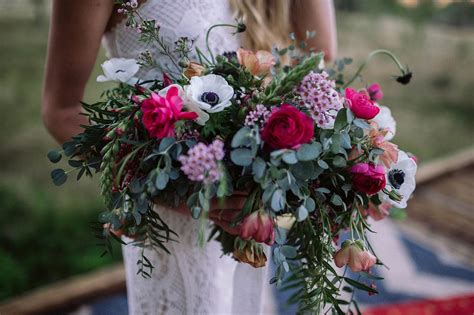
[201,92,220,106]
[388,169,405,189]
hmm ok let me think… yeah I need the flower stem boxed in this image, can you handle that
[342,49,408,89]
[205,23,240,63]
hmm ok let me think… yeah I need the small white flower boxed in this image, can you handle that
[372,105,396,140]
[379,150,417,209]
[159,84,209,125]
[97,58,140,84]
[185,74,234,114]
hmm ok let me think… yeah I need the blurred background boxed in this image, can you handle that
[0,0,473,314]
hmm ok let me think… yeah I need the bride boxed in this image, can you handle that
[42,1,336,314]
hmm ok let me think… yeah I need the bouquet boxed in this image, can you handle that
[48,4,416,313]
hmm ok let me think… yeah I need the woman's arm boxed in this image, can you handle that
[42,0,115,143]
[291,0,338,61]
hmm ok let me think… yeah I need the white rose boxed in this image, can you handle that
[372,105,396,140]
[97,58,140,85]
[185,74,234,114]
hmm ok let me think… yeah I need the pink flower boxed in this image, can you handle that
[367,83,384,101]
[239,211,275,245]
[334,240,377,272]
[368,125,399,168]
[237,48,275,76]
[360,202,391,221]
[141,86,198,139]
[351,163,386,195]
[345,88,380,120]
[178,140,224,184]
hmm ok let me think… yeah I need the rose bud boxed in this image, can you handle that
[345,87,380,120]
[334,240,377,272]
[262,104,314,150]
[233,241,267,268]
[239,211,275,245]
[184,62,205,79]
[367,83,383,101]
[162,72,172,87]
[350,163,386,195]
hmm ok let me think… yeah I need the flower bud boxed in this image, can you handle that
[239,210,275,245]
[184,62,205,79]
[334,240,377,272]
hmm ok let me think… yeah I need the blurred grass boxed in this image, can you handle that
[0,3,474,300]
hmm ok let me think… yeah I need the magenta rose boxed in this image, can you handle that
[367,83,384,101]
[141,86,197,139]
[350,163,386,195]
[239,211,275,245]
[345,88,380,120]
[261,104,314,149]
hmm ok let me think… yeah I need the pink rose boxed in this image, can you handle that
[345,88,380,120]
[351,163,386,195]
[239,211,275,245]
[367,83,384,101]
[262,104,314,149]
[141,86,198,139]
[237,48,275,76]
[334,240,377,272]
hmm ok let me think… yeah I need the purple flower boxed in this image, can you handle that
[244,104,272,127]
[178,140,225,184]
[296,71,343,129]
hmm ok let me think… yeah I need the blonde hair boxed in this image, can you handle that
[229,0,292,51]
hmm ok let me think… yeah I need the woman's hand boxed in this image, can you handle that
[168,193,247,235]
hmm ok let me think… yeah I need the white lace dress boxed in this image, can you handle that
[102,1,271,314]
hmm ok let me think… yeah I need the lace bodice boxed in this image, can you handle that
[102,0,241,79]
[103,1,272,314]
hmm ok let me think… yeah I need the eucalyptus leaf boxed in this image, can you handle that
[281,245,297,259]
[252,157,266,179]
[158,137,176,152]
[230,148,254,166]
[317,159,329,169]
[297,205,309,222]
[155,171,169,190]
[331,194,344,206]
[271,189,285,211]
[332,156,347,167]
[282,151,298,165]
[231,127,252,148]
[304,197,316,212]
[296,143,321,161]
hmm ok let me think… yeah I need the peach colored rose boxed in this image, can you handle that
[237,48,275,76]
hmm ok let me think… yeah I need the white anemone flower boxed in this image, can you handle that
[185,74,234,114]
[97,58,140,84]
[372,105,396,141]
[379,150,417,209]
[159,84,209,126]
